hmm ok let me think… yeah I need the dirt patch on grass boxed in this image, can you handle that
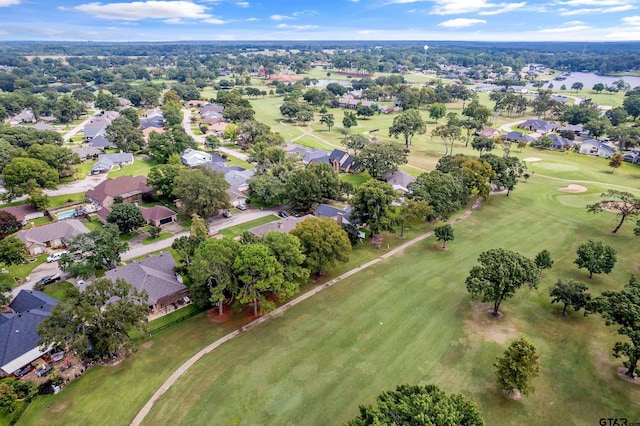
[207,306,231,323]
[503,389,522,400]
[141,341,153,349]
[617,367,640,384]
[523,157,542,162]
[558,184,587,193]
[464,303,518,345]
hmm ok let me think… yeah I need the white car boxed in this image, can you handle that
[46,251,68,263]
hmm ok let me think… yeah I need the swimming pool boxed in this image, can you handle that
[56,209,77,219]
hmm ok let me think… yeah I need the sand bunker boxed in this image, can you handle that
[523,157,542,162]
[558,184,587,193]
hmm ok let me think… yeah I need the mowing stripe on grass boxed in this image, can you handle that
[130,197,483,426]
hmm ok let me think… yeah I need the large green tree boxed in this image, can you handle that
[549,279,591,317]
[262,232,309,295]
[285,167,323,212]
[409,170,469,220]
[0,236,28,266]
[342,134,370,155]
[172,167,230,219]
[588,276,640,378]
[350,180,395,236]
[148,128,197,163]
[428,103,447,123]
[292,217,351,275]
[38,278,148,360]
[2,157,58,200]
[356,142,408,179]
[147,163,181,198]
[0,211,21,240]
[188,238,240,312]
[345,384,484,426]
[495,337,541,397]
[466,248,540,316]
[27,144,80,178]
[574,239,617,279]
[587,190,640,234]
[105,116,144,152]
[59,224,128,277]
[233,243,284,316]
[107,203,147,234]
[389,109,426,148]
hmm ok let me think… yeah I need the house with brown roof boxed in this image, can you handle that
[140,206,177,226]
[16,219,90,255]
[0,205,44,225]
[103,252,189,314]
[86,176,153,209]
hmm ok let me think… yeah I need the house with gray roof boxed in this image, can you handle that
[0,290,58,376]
[31,122,56,131]
[8,109,35,126]
[546,134,576,151]
[16,219,90,255]
[328,149,355,173]
[579,139,616,158]
[500,131,536,144]
[181,148,212,167]
[224,169,254,207]
[89,152,134,175]
[71,146,102,160]
[83,111,119,140]
[89,135,115,149]
[249,215,313,238]
[519,119,558,134]
[381,170,417,194]
[314,203,353,225]
[103,252,189,314]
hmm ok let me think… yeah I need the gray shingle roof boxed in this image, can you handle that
[104,252,187,306]
[16,219,90,246]
[10,290,57,314]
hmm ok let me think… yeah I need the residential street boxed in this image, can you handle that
[62,110,99,141]
[181,108,249,161]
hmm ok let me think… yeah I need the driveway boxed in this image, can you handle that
[11,261,70,298]
[62,111,99,141]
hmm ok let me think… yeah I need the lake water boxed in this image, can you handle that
[529,72,640,90]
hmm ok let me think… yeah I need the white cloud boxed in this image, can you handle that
[559,4,635,14]
[558,0,631,5]
[203,18,228,24]
[69,1,211,21]
[277,23,318,30]
[0,0,20,6]
[539,23,591,32]
[0,29,8,35]
[438,18,487,28]
[246,17,259,21]
[622,16,640,26]
[426,0,528,15]
[270,14,294,21]
[236,1,249,7]
[479,2,526,15]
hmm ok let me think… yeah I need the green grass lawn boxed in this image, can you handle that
[218,215,279,239]
[43,281,74,301]
[119,231,139,242]
[225,154,254,170]
[3,254,48,288]
[141,232,172,245]
[339,172,372,187]
[28,216,52,226]
[108,157,158,178]
[140,177,640,426]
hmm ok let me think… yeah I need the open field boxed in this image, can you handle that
[141,175,640,426]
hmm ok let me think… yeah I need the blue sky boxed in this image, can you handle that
[1,0,640,41]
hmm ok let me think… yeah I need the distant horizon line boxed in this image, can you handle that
[0,40,638,44]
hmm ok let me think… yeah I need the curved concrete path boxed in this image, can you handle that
[129,197,483,426]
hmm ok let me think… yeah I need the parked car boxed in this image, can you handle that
[236,204,247,211]
[36,274,61,286]
[222,211,232,218]
[278,210,288,218]
[35,364,52,377]
[46,251,67,263]
[13,365,31,377]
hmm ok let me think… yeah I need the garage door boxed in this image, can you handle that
[159,217,173,225]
